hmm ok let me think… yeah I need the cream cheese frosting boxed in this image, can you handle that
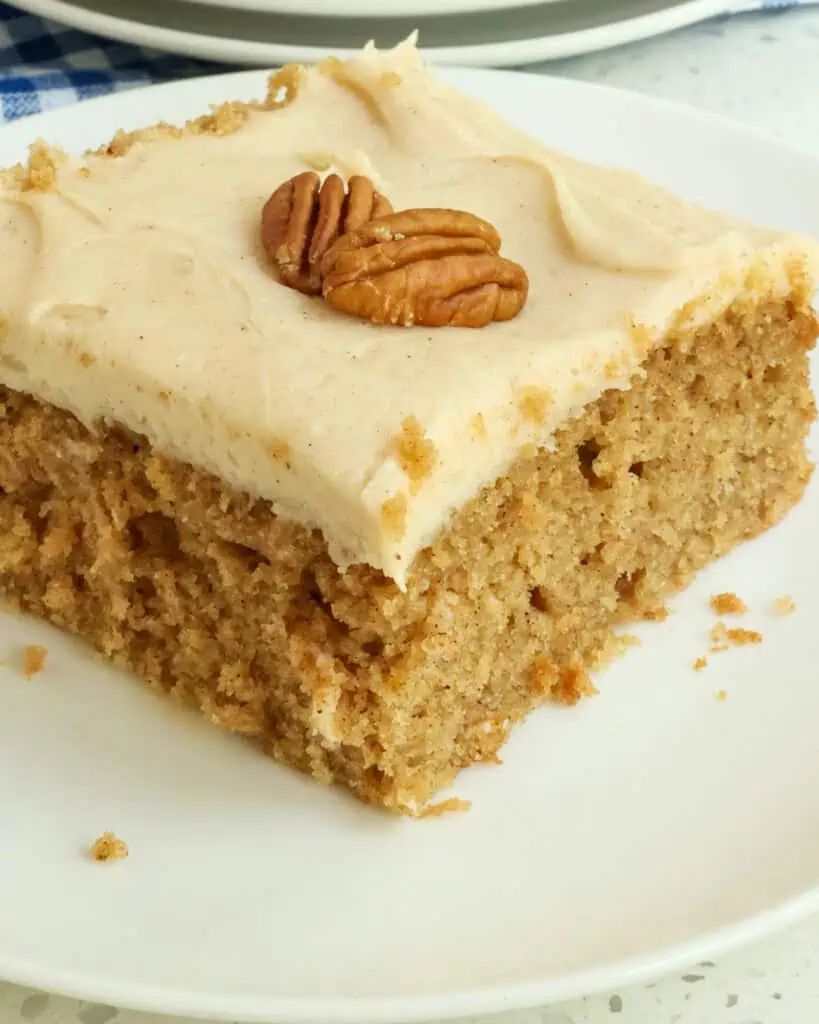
[0,41,816,586]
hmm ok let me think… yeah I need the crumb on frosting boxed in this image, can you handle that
[643,605,669,622]
[21,141,66,192]
[395,416,437,491]
[93,95,267,162]
[710,592,748,615]
[90,831,129,862]
[79,352,96,368]
[266,64,306,108]
[516,386,553,426]
[194,101,254,137]
[380,71,402,89]
[380,493,408,541]
[100,124,183,158]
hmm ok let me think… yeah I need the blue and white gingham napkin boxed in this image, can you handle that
[0,3,218,123]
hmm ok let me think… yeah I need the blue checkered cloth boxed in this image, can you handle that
[0,2,220,123]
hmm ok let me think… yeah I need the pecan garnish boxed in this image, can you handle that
[320,209,529,328]
[261,171,393,295]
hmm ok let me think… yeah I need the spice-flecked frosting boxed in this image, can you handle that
[0,41,816,586]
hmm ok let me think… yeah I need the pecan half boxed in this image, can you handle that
[320,209,529,328]
[261,171,393,295]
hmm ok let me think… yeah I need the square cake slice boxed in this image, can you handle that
[0,42,816,813]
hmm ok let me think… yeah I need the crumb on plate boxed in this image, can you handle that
[709,592,748,616]
[22,644,47,678]
[716,689,728,702]
[418,798,471,818]
[773,595,796,616]
[90,831,129,862]
[709,621,762,653]
[693,656,708,672]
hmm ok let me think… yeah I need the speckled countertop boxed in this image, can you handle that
[2,7,819,1024]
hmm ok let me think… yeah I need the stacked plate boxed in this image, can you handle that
[9,0,767,67]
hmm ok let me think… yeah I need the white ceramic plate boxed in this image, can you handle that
[1,67,819,1024]
[6,0,758,67]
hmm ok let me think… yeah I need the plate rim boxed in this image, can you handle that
[7,0,733,67]
[1,64,819,1024]
[0,893,816,1021]
[171,0,561,19]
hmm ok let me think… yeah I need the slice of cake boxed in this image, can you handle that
[0,42,816,813]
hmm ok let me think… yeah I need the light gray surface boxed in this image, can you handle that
[2,7,819,1023]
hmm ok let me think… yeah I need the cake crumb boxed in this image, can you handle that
[90,831,128,862]
[693,656,708,672]
[419,798,471,818]
[22,645,47,678]
[716,689,728,702]
[380,493,407,541]
[265,63,304,109]
[709,621,763,653]
[379,70,402,88]
[595,632,641,670]
[395,416,437,491]
[725,627,762,646]
[22,140,65,192]
[710,592,748,615]
[194,100,252,138]
[709,622,730,653]
[773,595,796,616]
[79,352,96,368]
[516,386,553,426]
[643,605,669,622]
[554,663,598,706]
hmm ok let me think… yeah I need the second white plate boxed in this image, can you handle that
[172,0,562,18]
[6,0,759,66]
